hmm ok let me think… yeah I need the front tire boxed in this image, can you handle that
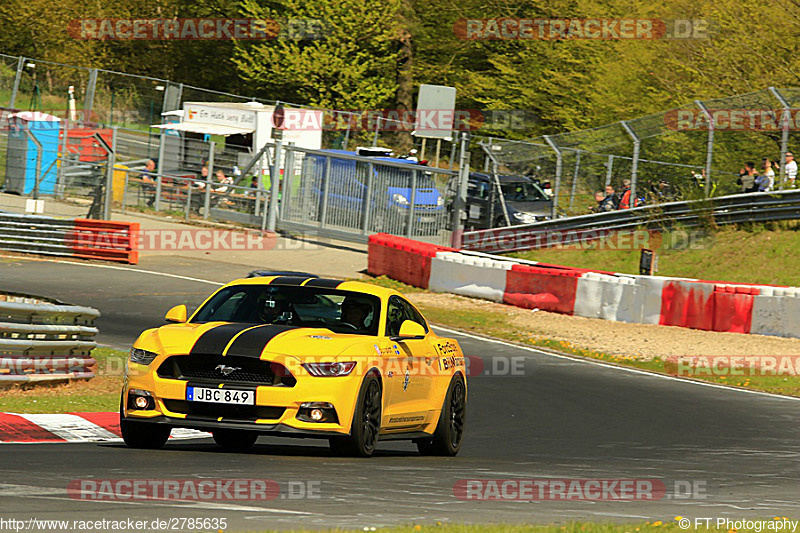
[417,374,466,456]
[212,429,258,451]
[329,374,382,457]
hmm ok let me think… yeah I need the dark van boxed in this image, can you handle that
[449,173,552,230]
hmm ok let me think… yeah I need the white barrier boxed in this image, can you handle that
[428,252,517,302]
[752,287,800,338]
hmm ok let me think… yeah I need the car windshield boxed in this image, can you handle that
[191,285,381,336]
[501,181,548,201]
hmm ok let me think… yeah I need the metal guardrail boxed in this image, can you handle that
[461,189,800,252]
[0,293,100,386]
[0,212,138,263]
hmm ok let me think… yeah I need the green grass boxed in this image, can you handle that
[508,223,800,287]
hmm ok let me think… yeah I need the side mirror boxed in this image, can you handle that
[165,304,188,323]
[391,320,426,342]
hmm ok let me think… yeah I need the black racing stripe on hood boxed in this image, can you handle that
[190,323,255,355]
[270,276,311,286]
[304,278,343,288]
[225,324,297,358]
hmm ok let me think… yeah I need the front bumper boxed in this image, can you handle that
[124,357,363,437]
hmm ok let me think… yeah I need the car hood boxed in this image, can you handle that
[505,200,552,216]
[139,322,372,360]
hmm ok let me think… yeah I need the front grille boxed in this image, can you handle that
[163,399,285,422]
[157,355,296,387]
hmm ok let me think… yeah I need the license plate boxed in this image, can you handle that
[187,387,255,405]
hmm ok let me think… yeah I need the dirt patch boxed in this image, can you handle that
[407,292,800,359]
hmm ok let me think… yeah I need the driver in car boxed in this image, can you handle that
[341,297,372,330]
[257,291,293,324]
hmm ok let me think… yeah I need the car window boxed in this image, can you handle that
[192,285,381,336]
[467,179,490,199]
[385,295,428,337]
[501,181,548,201]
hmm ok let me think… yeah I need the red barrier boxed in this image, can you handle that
[503,264,581,314]
[68,219,139,264]
[712,285,759,334]
[367,234,453,289]
[659,280,716,330]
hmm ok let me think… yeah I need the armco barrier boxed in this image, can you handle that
[0,212,138,264]
[0,293,100,386]
[429,252,518,302]
[504,264,580,314]
[367,234,453,288]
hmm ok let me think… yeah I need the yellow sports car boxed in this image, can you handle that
[121,276,467,457]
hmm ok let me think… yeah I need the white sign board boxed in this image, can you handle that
[184,103,257,131]
[413,84,457,140]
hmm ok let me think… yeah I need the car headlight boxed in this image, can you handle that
[302,361,357,377]
[513,212,538,223]
[392,193,410,206]
[436,196,444,206]
[129,347,159,365]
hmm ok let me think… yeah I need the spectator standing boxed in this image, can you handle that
[619,179,633,209]
[785,152,797,188]
[213,169,234,193]
[194,166,210,189]
[604,184,620,209]
[737,162,757,193]
[141,159,157,207]
[755,158,775,192]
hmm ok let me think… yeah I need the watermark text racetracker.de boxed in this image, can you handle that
[80,228,322,252]
[666,355,800,377]
[454,18,714,40]
[67,479,321,501]
[0,517,228,531]
[454,479,707,500]
[69,18,328,40]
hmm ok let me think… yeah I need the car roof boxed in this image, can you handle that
[223,276,400,299]
[470,172,535,183]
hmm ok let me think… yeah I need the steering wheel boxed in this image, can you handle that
[338,322,359,330]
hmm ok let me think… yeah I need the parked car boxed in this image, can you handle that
[448,173,553,230]
[299,149,447,236]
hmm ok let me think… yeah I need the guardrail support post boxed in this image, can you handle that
[769,87,791,189]
[569,151,581,210]
[543,135,562,219]
[695,100,715,197]
[619,121,640,206]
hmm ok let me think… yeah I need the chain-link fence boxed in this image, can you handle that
[478,87,800,220]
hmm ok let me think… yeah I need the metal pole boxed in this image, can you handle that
[9,56,24,108]
[450,132,470,248]
[405,169,418,238]
[266,138,282,231]
[342,112,351,151]
[203,141,215,219]
[770,87,790,190]
[319,156,332,228]
[434,139,442,168]
[103,126,118,220]
[185,183,192,221]
[484,137,493,172]
[373,115,381,146]
[24,130,43,200]
[569,151,581,209]
[154,132,166,211]
[543,135,562,219]
[362,162,375,234]
[619,121,639,206]
[695,100,715,197]
[448,136,457,172]
[605,155,614,187]
[84,69,98,122]
[121,170,128,214]
[280,143,294,222]
[57,119,70,198]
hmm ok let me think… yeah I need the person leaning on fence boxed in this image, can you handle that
[194,166,210,189]
[213,169,234,193]
[140,159,157,207]
[592,190,616,213]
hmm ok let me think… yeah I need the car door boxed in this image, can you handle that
[465,177,492,230]
[382,295,436,428]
